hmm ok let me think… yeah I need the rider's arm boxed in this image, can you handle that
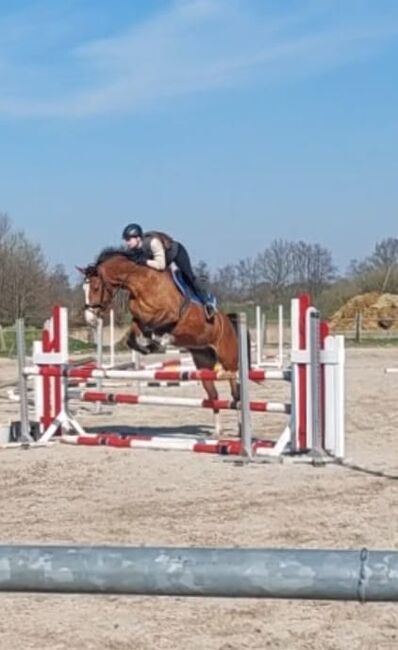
[146,237,166,270]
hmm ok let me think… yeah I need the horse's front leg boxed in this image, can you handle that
[200,378,222,437]
[126,320,154,355]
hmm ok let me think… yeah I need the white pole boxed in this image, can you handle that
[255,306,262,367]
[278,305,284,368]
[290,298,300,452]
[324,335,345,458]
[109,309,115,368]
[33,341,43,432]
[261,313,266,354]
[334,336,345,459]
[95,318,103,414]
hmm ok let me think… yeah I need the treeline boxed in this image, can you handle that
[0,214,77,325]
[1,212,398,324]
[195,238,398,317]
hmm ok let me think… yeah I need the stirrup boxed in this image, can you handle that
[204,303,216,320]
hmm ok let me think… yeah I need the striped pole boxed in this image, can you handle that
[75,391,291,414]
[61,433,275,454]
[24,366,291,383]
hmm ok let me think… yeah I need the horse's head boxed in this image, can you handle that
[78,247,146,326]
[77,262,115,327]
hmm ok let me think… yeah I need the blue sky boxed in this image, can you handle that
[0,0,397,280]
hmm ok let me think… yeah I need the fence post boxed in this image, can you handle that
[95,318,104,414]
[309,310,323,456]
[355,311,362,343]
[238,312,252,458]
[16,319,33,443]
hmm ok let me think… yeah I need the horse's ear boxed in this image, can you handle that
[76,264,97,277]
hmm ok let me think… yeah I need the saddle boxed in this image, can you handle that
[170,266,217,317]
[124,248,217,319]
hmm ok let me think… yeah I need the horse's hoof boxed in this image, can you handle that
[126,335,150,355]
[126,334,136,350]
[146,341,166,354]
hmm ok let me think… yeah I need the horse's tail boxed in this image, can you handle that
[227,313,252,370]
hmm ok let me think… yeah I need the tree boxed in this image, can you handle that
[291,241,336,298]
[234,257,260,301]
[349,238,398,293]
[46,265,72,308]
[0,216,71,324]
[255,239,294,303]
[212,264,240,303]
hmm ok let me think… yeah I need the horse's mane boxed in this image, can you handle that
[94,247,145,267]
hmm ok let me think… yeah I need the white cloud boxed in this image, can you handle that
[0,0,397,118]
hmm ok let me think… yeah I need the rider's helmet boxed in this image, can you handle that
[122,223,143,240]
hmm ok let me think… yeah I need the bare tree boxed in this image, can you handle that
[349,238,398,293]
[5,233,49,323]
[0,213,11,243]
[291,241,336,298]
[255,239,294,302]
[212,264,240,303]
[46,264,72,309]
[234,257,260,301]
[193,260,211,281]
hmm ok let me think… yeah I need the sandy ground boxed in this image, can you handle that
[0,347,397,649]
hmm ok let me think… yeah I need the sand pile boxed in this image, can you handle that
[329,292,398,331]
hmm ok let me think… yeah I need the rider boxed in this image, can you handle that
[121,223,216,319]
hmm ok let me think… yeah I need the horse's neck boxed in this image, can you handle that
[104,259,157,295]
[122,263,179,305]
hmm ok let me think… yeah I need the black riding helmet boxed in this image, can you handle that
[122,223,143,240]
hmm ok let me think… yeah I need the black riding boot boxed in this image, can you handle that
[193,277,216,320]
[172,244,216,320]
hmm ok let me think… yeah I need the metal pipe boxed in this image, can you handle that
[0,546,397,601]
[16,319,33,443]
[309,310,323,454]
[238,313,252,457]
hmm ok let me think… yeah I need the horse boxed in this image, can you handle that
[79,248,247,436]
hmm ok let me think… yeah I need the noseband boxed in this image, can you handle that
[84,275,112,313]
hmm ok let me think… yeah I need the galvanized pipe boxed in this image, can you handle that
[238,313,252,457]
[16,319,33,443]
[0,546,397,601]
[309,309,323,454]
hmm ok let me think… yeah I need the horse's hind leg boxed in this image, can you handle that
[212,316,241,403]
[190,348,223,437]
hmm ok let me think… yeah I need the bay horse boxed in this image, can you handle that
[79,248,245,435]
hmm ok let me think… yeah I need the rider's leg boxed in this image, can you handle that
[171,244,215,317]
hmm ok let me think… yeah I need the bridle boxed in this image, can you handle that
[83,273,113,315]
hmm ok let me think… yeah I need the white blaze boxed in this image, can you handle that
[83,280,98,326]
